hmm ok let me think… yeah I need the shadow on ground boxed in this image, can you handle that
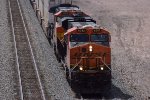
[74,84,133,99]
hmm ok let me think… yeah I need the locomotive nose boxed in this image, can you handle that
[81,45,93,53]
[70,43,111,71]
[89,45,93,52]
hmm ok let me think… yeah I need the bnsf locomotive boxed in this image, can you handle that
[48,4,111,90]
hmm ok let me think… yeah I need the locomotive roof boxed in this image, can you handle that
[60,16,92,22]
[57,7,80,11]
[57,16,96,30]
[55,10,87,17]
[69,21,97,27]
[49,4,79,14]
[65,26,110,36]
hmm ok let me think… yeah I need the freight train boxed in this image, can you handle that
[30,0,111,93]
[49,3,111,88]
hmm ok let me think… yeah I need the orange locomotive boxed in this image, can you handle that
[49,4,111,89]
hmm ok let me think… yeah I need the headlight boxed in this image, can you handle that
[100,67,104,70]
[79,66,83,71]
[89,45,93,52]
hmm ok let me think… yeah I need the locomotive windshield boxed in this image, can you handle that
[91,34,109,42]
[70,34,89,47]
[70,34,89,42]
[91,34,109,46]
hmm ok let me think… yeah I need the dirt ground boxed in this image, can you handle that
[73,0,150,99]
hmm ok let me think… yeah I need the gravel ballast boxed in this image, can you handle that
[1,0,149,99]
[18,0,76,99]
[0,0,16,99]
[73,0,150,99]
[19,0,150,99]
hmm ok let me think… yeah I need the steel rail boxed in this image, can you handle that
[8,0,46,99]
[8,0,24,99]
[16,0,46,99]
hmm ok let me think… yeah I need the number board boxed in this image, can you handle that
[93,29,101,33]
[77,29,87,33]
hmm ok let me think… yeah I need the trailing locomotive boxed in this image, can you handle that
[48,3,111,90]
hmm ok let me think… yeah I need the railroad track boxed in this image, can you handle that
[8,0,46,99]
